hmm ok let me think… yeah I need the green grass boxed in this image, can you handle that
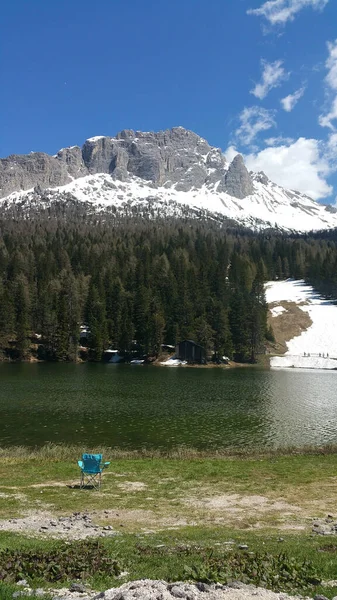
[0,446,337,532]
[0,448,337,518]
[0,446,337,595]
[0,529,337,597]
[0,581,53,599]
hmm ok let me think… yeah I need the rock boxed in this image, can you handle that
[69,582,87,593]
[195,582,211,592]
[0,152,71,198]
[167,585,187,598]
[56,146,86,179]
[314,595,329,600]
[93,593,105,599]
[16,580,28,586]
[103,525,113,530]
[254,171,269,185]
[227,581,246,589]
[220,154,254,199]
[238,544,249,550]
[223,541,235,545]
[0,127,223,198]
[174,164,208,192]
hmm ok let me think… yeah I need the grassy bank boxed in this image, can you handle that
[1,446,337,597]
[0,445,337,526]
[1,529,337,598]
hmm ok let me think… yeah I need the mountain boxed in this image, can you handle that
[1,126,336,232]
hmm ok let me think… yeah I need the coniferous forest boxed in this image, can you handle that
[0,207,337,363]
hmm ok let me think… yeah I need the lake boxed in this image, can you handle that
[0,363,337,450]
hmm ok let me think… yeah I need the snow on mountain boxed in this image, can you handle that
[1,127,337,232]
[2,171,337,232]
[266,280,337,370]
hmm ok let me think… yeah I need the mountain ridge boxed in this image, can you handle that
[1,127,336,232]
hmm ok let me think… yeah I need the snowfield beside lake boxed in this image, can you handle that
[265,280,337,370]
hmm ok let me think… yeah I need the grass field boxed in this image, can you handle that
[1,445,337,597]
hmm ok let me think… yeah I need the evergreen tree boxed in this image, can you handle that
[14,276,31,359]
[86,282,107,361]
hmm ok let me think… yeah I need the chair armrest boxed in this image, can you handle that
[78,460,84,469]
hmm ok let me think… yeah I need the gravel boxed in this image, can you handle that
[17,580,313,600]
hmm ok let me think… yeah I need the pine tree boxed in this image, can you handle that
[86,282,107,361]
[14,276,31,359]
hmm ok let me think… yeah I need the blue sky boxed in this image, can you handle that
[1,0,337,203]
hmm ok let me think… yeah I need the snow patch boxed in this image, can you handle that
[159,357,187,367]
[266,280,337,370]
[270,305,287,317]
[2,171,337,232]
[86,136,107,143]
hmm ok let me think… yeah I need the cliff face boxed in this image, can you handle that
[0,127,253,200]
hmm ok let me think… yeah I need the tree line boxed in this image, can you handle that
[0,211,336,363]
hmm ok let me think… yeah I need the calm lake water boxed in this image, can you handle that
[0,363,337,450]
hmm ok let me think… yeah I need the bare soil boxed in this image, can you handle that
[267,301,312,355]
[0,490,313,538]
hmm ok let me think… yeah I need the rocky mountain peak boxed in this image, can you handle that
[221,154,254,199]
[0,127,256,199]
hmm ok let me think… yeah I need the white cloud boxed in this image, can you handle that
[327,132,337,152]
[265,136,295,145]
[224,145,239,163]
[251,60,289,99]
[234,106,276,147]
[325,39,337,90]
[319,97,337,130]
[244,137,333,200]
[247,0,330,26]
[319,39,337,130]
[280,87,306,111]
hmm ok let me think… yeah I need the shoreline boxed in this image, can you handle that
[2,441,337,459]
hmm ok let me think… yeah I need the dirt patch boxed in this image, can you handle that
[0,491,26,500]
[0,511,118,540]
[117,481,147,491]
[179,492,305,530]
[96,508,194,531]
[0,509,194,538]
[29,482,70,488]
[184,493,302,514]
[268,301,312,355]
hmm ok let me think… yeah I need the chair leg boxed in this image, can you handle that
[79,472,102,490]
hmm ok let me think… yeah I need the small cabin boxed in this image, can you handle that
[176,340,206,364]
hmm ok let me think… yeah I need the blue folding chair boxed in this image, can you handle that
[77,453,110,490]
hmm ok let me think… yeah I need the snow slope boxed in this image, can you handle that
[265,280,337,370]
[2,171,337,232]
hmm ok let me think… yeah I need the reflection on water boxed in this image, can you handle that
[0,363,336,449]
